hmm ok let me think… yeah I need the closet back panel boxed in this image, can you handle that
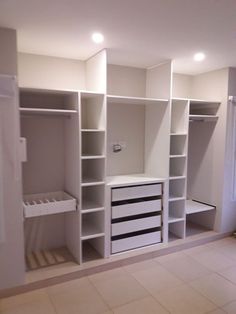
[187,122,217,204]
[21,115,65,194]
[107,102,145,175]
[107,64,146,97]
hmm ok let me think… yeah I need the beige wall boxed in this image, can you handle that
[18,53,86,90]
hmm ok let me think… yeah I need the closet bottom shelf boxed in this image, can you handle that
[25,247,75,271]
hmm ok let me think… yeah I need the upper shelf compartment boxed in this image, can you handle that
[80,92,105,130]
[19,88,79,116]
[189,99,220,122]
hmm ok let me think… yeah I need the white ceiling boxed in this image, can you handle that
[0,0,236,75]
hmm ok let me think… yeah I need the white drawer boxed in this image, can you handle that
[112,184,162,201]
[112,199,161,219]
[112,215,161,236]
[112,231,161,253]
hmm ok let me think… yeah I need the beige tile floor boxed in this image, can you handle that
[1,237,236,314]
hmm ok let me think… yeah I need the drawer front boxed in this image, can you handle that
[112,215,161,236]
[112,199,161,219]
[112,231,161,253]
[112,184,162,201]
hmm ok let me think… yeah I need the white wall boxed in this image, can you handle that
[0,28,25,289]
[18,53,86,90]
[107,64,146,97]
[172,73,192,99]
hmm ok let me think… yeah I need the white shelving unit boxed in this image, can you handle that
[168,99,189,240]
[79,92,106,262]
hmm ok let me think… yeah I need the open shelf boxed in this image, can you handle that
[170,135,187,156]
[186,221,211,237]
[169,156,186,177]
[81,93,105,130]
[82,158,105,185]
[23,191,76,218]
[168,216,185,224]
[81,212,104,240]
[171,99,189,134]
[189,114,218,122]
[81,185,105,211]
[169,220,185,240]
[82,131,105,156]
[82,237,105,263]
[186,199,215,215]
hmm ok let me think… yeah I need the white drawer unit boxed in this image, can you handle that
[111,182,163,254]
[112,231,161,254]
[112,183,162,201]
[112,199,161,219]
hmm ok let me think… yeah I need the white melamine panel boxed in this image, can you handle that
[169,220,185,240]
[112,231,161,253]
[169,179,186,199]
[112,184,162,201]
[112,199,161,219]
[169,199,185,221]
[86,50,107,93]
[82,185,105,211]
[112,215,161,236]
[82,158,105,184]
[82,211,104,239]
[172,73,192,99]
[146,61,172,99]
[18,53,86,90]
[169,158,186,177]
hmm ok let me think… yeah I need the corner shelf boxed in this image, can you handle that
[186,199,216,215]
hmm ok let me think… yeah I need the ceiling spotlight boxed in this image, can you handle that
[92,32,104,44]
[194,52,206,62]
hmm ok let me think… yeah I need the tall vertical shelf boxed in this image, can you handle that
[186,100,219,236]
[79,92,106,262]
[168,99,189,240]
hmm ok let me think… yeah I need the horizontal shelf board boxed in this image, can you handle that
[23,191,76,218]
[170,154,187,158]
[168,216,185,224]
[81,180,105,187]
[169,176,186,180]
[169,196,186,202]
[82,199,104,211]
[80,91,104,99]
[20,107,77,116]
[107,95,168,105]
[81,208,105,214]
[81,155,105,160]
[189,114,218,122]
[81,129,105,132]
[170,132,187,136]
[186,199,215,215]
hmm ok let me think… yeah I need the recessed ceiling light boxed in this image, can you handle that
[194,52,206,62]
[92,32,104,44]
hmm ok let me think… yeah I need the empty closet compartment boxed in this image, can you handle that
[169,178,185,199]
[186,108,218,235]
[168,220,185,241]
[81,211,104,240]
[20,89,80,217]
[24,212,80,270]
[168,200,185,223]
[81,93,105,130]
[82,159,105,185]
[81,131,105,157]
[81,185,105,211]
[107,96,169,177]
[169,158,186,177]
[82,237,105,262]
[189,100,220,116]
[170,135,187,156]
